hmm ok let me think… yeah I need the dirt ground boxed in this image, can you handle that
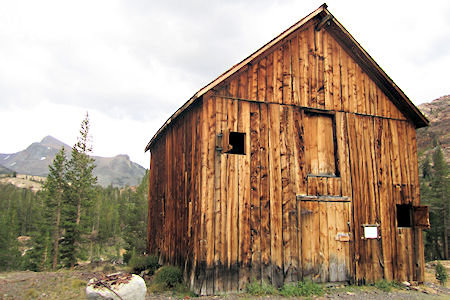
[0,261,449,299]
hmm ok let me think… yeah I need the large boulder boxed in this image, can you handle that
[86,273,146,300]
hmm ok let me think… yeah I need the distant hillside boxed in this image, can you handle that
[417,95,450,163]
[0,164,13,175]
[0,136,146,187]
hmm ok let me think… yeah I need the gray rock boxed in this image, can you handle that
[86,273,146,300]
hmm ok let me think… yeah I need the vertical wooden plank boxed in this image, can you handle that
[332,40,342,112]
[385,118,398,281]
[196,97,209,294]
[389,120,401,185]
[282,41,292,105]
[299,29,309,107]
[308,27,317,108]
[301,200,313,280]
[348,59,357,114]
[287,108,299,282]
[239,67,249,99]
[328,202,338,282]
[315,29,325,109]
[268,103,283,287]
[323,31,333,110]
[340,50,349,113]
[311,201,321,281]
[258,58,267,102]
[293,109,307,195]
[336,202,348,282]
[217,98,229,290]
[280,106,291,282]
[343,202,352,281]
[297,200,303,280]
[266,53,274,103]
[273,47,283,104]
[346,113,361,282]
[259,103,272,284]
[205,96,216,295]
[369,79,376,116]
[376,117,393,281]
[249,63,259,101]
[214,97,224,293]
[364,74,371,115]
[319,201,330,282]
[238,101,251,290]
[226,96,239,291]
[291,34,300,106]
[249,102,261,282]
[293,108,305,281]
[356,67,364,115]
[336,112,351,196]
[307,177,318,196]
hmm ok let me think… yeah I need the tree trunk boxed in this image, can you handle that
[76,194,82,225]
[52,191,62,269]
[443,202,448,259]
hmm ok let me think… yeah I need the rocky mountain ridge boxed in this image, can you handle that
[0,136,146,187]
[417,95,449,164]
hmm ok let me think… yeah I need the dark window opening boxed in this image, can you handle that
[396,204,412,227]
[225,132,245,155]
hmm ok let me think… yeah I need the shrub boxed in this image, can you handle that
[128,254,159,274]
[374,280,392,292]
[246,281,278,296]
[435,261,448,286]
[279,280,324,297]
[151,266,183,288]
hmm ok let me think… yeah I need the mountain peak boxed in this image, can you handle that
[1,137,146,187]
[40,136,68,149]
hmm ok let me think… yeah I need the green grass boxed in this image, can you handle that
[280,280,324,297]
[246,280,279,296]
[246,280,324,297]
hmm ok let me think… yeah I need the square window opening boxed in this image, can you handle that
[225,132,246,155]
[396,204,412,227]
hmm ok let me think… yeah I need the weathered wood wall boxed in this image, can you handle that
[147,20,424,294]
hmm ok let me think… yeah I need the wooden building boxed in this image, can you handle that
[145,4,430,295]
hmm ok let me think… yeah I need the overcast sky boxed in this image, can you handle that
[0,0,449,168]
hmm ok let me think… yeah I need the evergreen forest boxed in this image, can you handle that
[420,146,449,261]
[0,114,148,271]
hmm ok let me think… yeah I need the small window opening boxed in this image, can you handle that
[225,132,245,155]
[396,204,412,227]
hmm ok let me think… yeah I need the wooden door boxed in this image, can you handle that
[299,198,351,282]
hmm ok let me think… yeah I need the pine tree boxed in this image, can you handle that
[430,147,449,259]
[122,170,149,256]
[61,112,97,267]
[42,147,67,269]
[67,112,97,226]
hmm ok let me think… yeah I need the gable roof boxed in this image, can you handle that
[145,3,428,152]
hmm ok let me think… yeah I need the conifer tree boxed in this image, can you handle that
[42,147,67,269]
[430,147,449,259]
[61,112,97,267]
[67,112,97,226]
